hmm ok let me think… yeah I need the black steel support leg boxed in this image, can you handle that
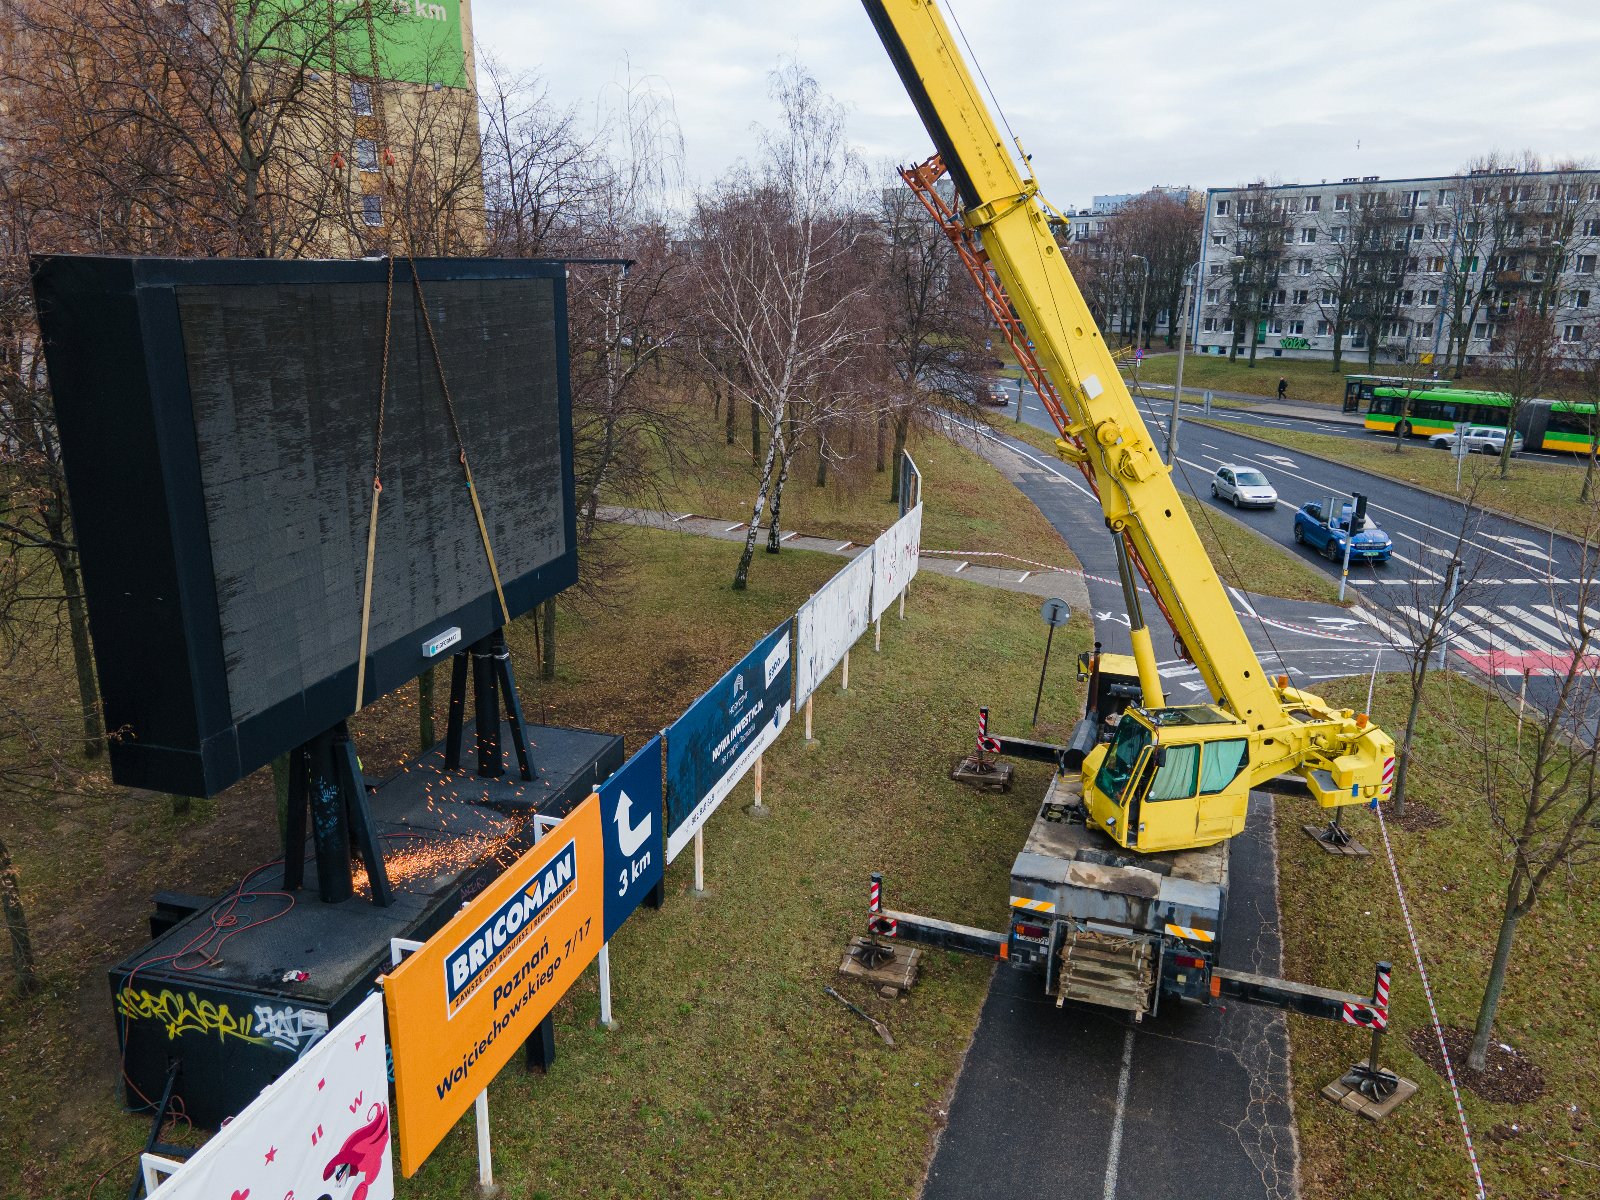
[471,636,503,778]
[445,650,468,768]
[282,745,308,892]
[493,631,534,780]
[523,1013,556,1073]
[307,730,353,903]
[335,723,392,907]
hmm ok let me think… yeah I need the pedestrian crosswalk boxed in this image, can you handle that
[1390,601,1600,676]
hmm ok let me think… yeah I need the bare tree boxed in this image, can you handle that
[1224,188,1288,366]
[1573,321,1600,502]
[690,63,870,590]
[1466,543,1600,1071]
[1483,300,1559,479]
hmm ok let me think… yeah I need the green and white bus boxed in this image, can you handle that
[1363,385,1599,455]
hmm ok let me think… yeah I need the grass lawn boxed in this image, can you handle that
[658,401,1080,571]
[1127,354,1356,407]
[1,486,1088,1194]
[1279,672,1600,1200]
[997,416,1343,604]
[1196,420,1600,541]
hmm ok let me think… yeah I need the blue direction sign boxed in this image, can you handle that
[598,735,665,941]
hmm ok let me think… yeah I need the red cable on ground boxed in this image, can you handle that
[1371,802,1487,1199]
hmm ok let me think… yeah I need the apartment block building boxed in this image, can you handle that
[1193,169,1600,366]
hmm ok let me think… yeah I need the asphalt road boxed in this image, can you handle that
[997,379,1594,721]
[923,427,1383,1200]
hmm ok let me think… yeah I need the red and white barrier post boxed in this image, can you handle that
[1341,960,1398,1100]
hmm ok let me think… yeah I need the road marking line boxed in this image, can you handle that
[1462,604,1559,654]
[1103,1027,1136,1200]
[1388,550,1445,581]
[1359,605,1419,650]
[1501,605,1576,647]
[1447,610,1523,655]
[1399,605,1487,655]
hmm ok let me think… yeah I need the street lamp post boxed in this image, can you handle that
[1130,253,1150,371]
[1169,254,1243,464]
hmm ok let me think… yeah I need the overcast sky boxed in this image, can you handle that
[474,0,1600,206]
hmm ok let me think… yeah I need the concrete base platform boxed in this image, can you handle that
[1302,822,1371,856]
[1320,1071,1419,1120]
[839,936,921,997]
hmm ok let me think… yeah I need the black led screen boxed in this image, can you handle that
[33,256,577,797]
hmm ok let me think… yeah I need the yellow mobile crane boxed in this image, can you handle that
[864,0,1394,854]
[857,1,1400,1044]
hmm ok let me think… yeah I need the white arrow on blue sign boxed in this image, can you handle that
[598,735,665,942]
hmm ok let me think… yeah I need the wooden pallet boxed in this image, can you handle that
[838,937,921,998]
[1056,928,1152,1015]
[1320,1072,1418,1121]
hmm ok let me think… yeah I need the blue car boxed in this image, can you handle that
[1293,500,1393,564]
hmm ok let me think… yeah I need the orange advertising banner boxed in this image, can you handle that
[384,794,603,1176]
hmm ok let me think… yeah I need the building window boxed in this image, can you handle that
[1202,317,1216,332]
[1438,189,1455,206]
[1292,289,1310,304]
[1411,225,1425,241]
[1284,198,1300,214]
[1216,199,1229,215]
[1274,288,1287,304]
[1297,258,1312,276]
[1563,324,1584,343]
[1210,264,1223,276]
[1360,192,1379,209]
[1220,318,1234,332]
[1299,227,1316,244]
[355,138,379,172]
[1474,322,1488,339]
[1335,194,1351,211]
[362,195,384,227]
[1267,318,1283,335]
[1305,196,1321,213]
[1286,320,1305,335]
[1428,256,1447,272]
[1321,289,1336,304]
[1205,288,1220,303]
[1407,256,1419,272]
[1584,219,1600,237]
[1399,290,1415,306]
[1432,223,1449,239]
[1579,254,1597,275]
[1418,322,1433,338]
[351,81,374,116]
[1330,227,1346,243]
[1464,256,1480,272]
[1422,289,1440,306]
[1212,233,1227,246]
[1576,289,1592,308]
[1316,320,1330,336]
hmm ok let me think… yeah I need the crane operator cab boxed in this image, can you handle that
[1081,707,1252,852]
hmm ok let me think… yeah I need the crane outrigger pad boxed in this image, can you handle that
[950,754,1014,791]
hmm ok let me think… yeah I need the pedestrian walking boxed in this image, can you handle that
[1277,377,1288,401]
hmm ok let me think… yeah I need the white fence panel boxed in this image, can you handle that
[795,548,875,703]
[871,503,922,622]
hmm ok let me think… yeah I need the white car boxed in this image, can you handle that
[1428,425,1524,455]
[1211,465,1278,510]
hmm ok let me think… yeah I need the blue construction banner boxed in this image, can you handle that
[597,735,665,941]
[665,620,793,863]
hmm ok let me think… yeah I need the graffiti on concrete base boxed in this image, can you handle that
[253,1003,330,1054]
[115,987,265,1045]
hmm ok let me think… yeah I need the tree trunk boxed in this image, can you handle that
[875,413,886,473]
[1390,684,1425,818]
[734,430,780,590]
[1391,398,1410,453]
[1497,434,1514,481]
[0,834,37,997]
[1582,444,1598,503]
[1331,325,1345,375]
[54,548,103,758]
[814,431,828,488]
[541,598,556,680]
[750,401,761,463]
[1469,891,1525,1071]
[766,442,791,553]
[419,667,436,751]
[725,389,737,446]
[889,414,910,503]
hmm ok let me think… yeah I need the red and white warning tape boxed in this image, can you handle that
[1372,802,1487,1198]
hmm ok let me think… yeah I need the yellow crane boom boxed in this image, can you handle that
[865,0,1395,851]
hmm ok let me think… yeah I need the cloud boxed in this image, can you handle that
[472,0,1600,201]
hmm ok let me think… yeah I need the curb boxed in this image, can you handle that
[1192,419,1591,551]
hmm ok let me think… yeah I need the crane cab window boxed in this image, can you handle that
[1095,716,1150,803]
[1199,738,1249,794]
[1147,744,1199,801]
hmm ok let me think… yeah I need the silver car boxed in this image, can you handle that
[1428,425,1525,455]
[1211,465,1278,509]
